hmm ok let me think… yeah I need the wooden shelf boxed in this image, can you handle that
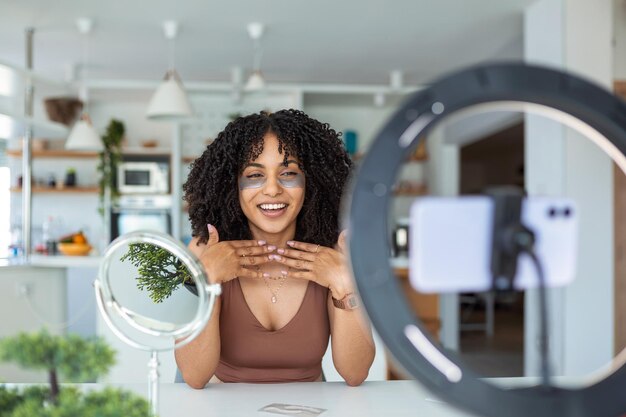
[181,153,427,164]
[8,148,174,159]
[393,185,428,196]
[10,186,99,193]
[122,147,171,156]
[7,149,98,159]
[351,153,427,162]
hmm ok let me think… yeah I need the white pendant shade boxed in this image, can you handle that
[146,70,192,120]
[65,114,103,151]
[245,70,265,91]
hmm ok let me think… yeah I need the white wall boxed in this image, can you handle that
[613,0,626,80]
[524,0,614,377]
[427,125,461,351]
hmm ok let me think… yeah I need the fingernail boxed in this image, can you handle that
[267,245,276,251]
[287,241,295,246]
[277,248,285,254]
[269,254,281,261]
[258,240,266,245]
[281,270,288,275]
[207,224,213,232]
[263,272,270,278]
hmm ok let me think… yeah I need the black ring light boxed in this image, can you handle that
[349,62,626,417]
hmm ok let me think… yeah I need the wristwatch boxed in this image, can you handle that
[332,292,360,310]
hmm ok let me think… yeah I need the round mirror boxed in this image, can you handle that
[94,230,221,415]
[350,63,626,417]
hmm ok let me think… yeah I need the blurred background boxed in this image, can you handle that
[0,0,625,389]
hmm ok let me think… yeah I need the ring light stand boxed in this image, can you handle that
[349,63,626,417]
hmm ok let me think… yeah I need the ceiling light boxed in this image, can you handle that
[245,22,266,91]
[66,17,103,151]
[146,20,192,120]
[66,114,103,151]
[245,70,265,91]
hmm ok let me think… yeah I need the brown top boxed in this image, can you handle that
[215,278,330,383]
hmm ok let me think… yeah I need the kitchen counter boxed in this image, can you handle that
[0,254,102,268]
[0,255,101,357]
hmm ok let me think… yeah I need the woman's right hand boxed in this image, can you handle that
[192,224,275,284]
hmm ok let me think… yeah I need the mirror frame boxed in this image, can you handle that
[95,230,221,351]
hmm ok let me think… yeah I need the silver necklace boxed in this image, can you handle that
[262,275,287,303]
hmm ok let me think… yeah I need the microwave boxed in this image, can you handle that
[118,162,169,194]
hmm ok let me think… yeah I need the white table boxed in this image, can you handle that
[65,381,469,417]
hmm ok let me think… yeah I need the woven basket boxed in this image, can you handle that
[44,97,83,126]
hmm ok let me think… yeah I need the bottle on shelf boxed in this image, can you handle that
[46,173,57,188]
[42,216,58,255]
[9,224,23,257]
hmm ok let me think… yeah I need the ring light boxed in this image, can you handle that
[349,63,626,417]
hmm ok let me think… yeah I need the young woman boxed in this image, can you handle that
[176,109,374,387]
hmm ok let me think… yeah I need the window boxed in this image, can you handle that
[0,140,9,257]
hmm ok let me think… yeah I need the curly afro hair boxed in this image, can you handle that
[183,109,352,247]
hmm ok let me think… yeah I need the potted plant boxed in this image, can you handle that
[97,119,125,215]
[64,167,76,187]
[0,330,150,416]
[120,243,195,303]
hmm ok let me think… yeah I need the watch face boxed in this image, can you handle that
[347,295,358,309]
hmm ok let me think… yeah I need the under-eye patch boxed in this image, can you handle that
[238,174,265,190]
[278,172,305,188]
[238,171,305,190]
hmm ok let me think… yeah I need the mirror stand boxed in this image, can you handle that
[148,350,159,416]
[94,231,221,417]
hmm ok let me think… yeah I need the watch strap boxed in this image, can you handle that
[332,292,359,310]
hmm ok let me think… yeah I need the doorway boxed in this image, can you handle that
[457,121,525,377]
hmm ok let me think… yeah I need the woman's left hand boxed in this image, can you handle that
[272,230,353,298]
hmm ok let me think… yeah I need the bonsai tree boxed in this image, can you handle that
[0,330,150,417]
[120,242,193,303]
[0,330,115,403]
[98,119,125,215]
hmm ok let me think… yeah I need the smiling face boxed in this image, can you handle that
[238,132,305,243]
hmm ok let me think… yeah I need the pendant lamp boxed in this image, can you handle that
[66,18,103,151]
[66,113,102,150]
[146,21,192,120]
[245,23,266,91]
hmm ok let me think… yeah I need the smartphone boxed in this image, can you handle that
[408,196,578,293]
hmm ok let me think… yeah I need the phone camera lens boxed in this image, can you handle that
[548,207,557,217]
[563,207,572,217]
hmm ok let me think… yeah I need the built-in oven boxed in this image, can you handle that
[110,195,172,241]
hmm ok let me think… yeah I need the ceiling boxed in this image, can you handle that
[0,0,537,87]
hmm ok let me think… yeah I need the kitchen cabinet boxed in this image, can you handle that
[387,267,440,380]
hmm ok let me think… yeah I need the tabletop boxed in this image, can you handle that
[4,380,473,417]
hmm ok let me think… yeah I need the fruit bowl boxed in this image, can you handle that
[58,243,92,256]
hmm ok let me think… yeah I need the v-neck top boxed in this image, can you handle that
[214,278,330,383]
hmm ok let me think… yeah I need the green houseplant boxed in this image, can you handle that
[98,119,125,215]
[120,243,193,303]
[0,330,151,416]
